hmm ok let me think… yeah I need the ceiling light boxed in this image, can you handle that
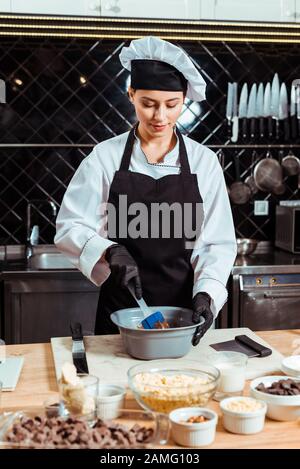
[13,78,23,86]
[79,75,87,85]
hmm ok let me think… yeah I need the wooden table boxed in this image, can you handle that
[2,330,300,449]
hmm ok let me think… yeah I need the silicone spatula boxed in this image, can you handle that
[127,283,165,329]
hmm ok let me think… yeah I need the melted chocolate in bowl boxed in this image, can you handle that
[138,316,195,330]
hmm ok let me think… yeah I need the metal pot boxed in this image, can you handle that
[281,150,300,176]
[236,238,258,256]
[111,306,204,360]
[253,151,284,194]
[229,153,251,204]
[245,151,259,195]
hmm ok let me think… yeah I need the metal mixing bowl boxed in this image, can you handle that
[236,238,258,256]
[110,306,204,360]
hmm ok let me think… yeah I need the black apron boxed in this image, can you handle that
[95,125,202,334]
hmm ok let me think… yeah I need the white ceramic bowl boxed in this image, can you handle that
[97,384,126,420]
[220,396,267,434]
[281,355,300,378]
[250,375,300,421]
[169,407,218,447]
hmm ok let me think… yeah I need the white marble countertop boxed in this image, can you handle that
[51,328,283,386]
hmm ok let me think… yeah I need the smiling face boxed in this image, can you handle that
[128,87,184,138]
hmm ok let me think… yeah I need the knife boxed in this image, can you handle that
[290,84,297,139]
[271,73,280,139]
[278,82,289,142]
[247,83,257,140]
[70,322,89,374]
[238,83,248,140]
[256,83,264,139]
[226,82,233,140]
[263,82,273,139]
[231,82,239,142]
[294,79,300,137]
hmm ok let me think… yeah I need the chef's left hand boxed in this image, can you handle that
[192,292,214,343]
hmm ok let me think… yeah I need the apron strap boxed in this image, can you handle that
[176,129,191,176]
[119,123,191,176]
[119,125,137,171]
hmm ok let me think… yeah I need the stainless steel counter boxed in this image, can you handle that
[0,245,300,342]
[0,244,76,275]
[1,244,300,275]
[233,250,300,275]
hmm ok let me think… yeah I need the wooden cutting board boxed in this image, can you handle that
[51,327,283,385]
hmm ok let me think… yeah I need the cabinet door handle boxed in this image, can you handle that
[89,1,101,11]
[285,9,295,18]
[263,292,300,299]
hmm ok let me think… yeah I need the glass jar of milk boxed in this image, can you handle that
[208,351,248,401]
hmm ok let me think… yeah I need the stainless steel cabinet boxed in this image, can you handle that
[240,288,300,330]
[231,273,300,331]
[2,273,99,344]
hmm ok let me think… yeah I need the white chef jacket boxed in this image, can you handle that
[54,130,237,318]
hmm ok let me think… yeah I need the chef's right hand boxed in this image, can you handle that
[105,244,142,299]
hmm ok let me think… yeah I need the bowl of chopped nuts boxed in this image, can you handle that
[127,359,220,414]
[250,375,300,421]
[169,407,218,447]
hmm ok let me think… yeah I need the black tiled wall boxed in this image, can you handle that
[0,37,299,244]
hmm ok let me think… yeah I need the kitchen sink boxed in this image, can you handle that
[28,252,75,270]
[0,244,76,270]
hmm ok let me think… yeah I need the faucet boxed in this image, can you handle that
[26,199,57,260]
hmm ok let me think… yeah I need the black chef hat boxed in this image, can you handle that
[131,59,187,93]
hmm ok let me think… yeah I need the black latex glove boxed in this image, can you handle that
[105,244,142,299]
[192,292,214,346]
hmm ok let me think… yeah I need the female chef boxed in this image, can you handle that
[55,36,237,340]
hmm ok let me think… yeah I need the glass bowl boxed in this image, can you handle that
[127,359,220,414]
[0,407,169,449]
